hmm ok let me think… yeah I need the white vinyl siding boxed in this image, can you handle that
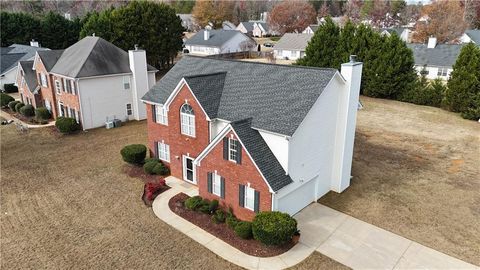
[155,105,168,125]
[244,186,255,211]
[157,141,170,162]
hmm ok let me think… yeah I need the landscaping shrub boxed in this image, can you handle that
[20,104,34,116]
[143,160,158,175]
[234,221,253,239]
[185,196,203,210]
[226,215,239,229]
[209,199,219,213]
[145,179,166,201]
[120,144,147,164]
[55,117,79,134]
[152,162,169,175]
[212,209,226,224]
[8,100,19,111]
[400,77,445,108]
[3,83,18,93]
[14,102,25,112]
[198,199,211,214]
[0,93,15,107]
[252,211,298,246]
[35,107,51,120]
[144,157,160,163]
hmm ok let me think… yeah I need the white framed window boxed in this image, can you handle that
[244,186,255,211]
[123,76,130,90]
[157,141,170,162]
[55,80,62,94]
[180,103,195,137]
[58,101,65,117]
[74,110,79,123]
[155,105,168,125]
[126,103,132,116]
[212,172,221,197]
[21,77,25,88]
[228,138,238,162]
[437,67,447,77]
[63,78,72,93]
[40,73,48,87]
[71,80,76,95]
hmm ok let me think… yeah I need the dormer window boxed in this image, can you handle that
[180,103,195,137]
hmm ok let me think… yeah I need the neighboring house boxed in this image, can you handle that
[302,24,319,34]
[237,21,276,37]
[178,14,198,32]
[380,27,412,42]
[236,22,255,36]
[184,29,256,56]
[273,33,312,60]
[222,21,236,31]
[0,41,49,90]
[141,55,363,220]
[460,29,480,44]
[16,36,157,130]
[407,37,463,80]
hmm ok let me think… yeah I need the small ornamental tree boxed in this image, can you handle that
[0,93,14,107]
[120,144,147,165]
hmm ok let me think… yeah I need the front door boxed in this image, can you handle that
[182,156,196,184]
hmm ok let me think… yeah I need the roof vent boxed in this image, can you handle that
[134,44,139,50]
[349,55,357,63]
[427,37,437,49]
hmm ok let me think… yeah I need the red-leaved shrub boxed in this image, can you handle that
[145,179,166,201]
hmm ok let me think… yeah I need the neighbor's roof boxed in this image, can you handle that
[273,33,313,51]
[231,118,293,191]
[37,50,65,71]
[185,29,247,47]
[407,43,464,67]
[256,22,269,32]
[307,24,319,32]
[142,55,337,137]
[239,21,255,32]
[1,44,49,74]
[19,60,38,92]
[464,29,480,44]
[50,36,156,78]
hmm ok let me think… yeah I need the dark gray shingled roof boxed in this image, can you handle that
[1,44,49,74]
[142,55,337,137]
[465,29,480,44]
[37,50,64,71]
[0,53,25,74]
[185,29,246,47]
[184,72,226,119]
[273,33,313,51]
[239,22,255,32]
[19,61,38,92]
[407,43,464,67]
[50,36,156,78]
[231,118,293,191]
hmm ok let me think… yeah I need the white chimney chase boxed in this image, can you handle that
[30,39,39,47]
[204,29,210,40]
[128,45,149,121]
[332,55,363,193]
[427,37,437,48]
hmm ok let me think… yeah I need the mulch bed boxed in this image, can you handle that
[1,108,48,125]
[168,193,296,257]
[123,164,170,207]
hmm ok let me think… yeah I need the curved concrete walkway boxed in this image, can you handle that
[0,110,54,128]
[153,177,478,270]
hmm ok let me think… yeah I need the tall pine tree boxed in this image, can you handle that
[445,43,480,120]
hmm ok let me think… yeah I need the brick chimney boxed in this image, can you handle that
[128,44,149,120]
[332,55,363,192]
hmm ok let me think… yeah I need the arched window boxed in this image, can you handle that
[180,103,195,137]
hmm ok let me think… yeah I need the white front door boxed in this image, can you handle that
[182,156,196,184]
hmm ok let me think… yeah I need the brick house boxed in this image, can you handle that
[142,55,363,221]
[16,36,157,129]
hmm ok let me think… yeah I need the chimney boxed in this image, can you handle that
[332,55,363,192]
[128,45,149,121]
[427,37,437,48]
[204,29,210,40]
[30,39,39,47]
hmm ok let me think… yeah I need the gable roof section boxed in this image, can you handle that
[50,36,156,78]
[1,53,26,74]
[255,22,269,32]
[239,22,255,32]
[465,29,480,44]
[1,44,49,74]
[19,61,38,92]
[231,119,293,191]
[273,33,313,51]
[143,55,337,136]
[185,30,246,47]
[37,50,64,71]
[184,72,226,119]
[407,43,464,67]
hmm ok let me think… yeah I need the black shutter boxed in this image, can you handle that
[223,137,229,160]
[254,190,260,213]
[154,141,159,158]
[236,140,242,164]
[239,184,245,207]
[151,105,156,122]
[207,172,213,193]
[220,177,225,199]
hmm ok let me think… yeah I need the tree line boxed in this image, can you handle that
[297,17,480,120]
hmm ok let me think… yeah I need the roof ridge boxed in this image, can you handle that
[66,36,100,78]
[186,55,338,72]
[184,71,227,79]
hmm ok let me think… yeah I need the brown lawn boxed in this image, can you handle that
[0,120,345,269]
[320,97,480,266]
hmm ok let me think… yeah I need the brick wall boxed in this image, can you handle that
[35,59,58,118]
[197,130,272,221]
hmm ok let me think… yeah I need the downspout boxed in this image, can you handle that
[76,79,86,131]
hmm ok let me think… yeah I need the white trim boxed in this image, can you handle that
[212,171,221,197]
[244,185,255,211]
[182,155,196,184]
[228,137,238,162]
[155,104,168,125]
[49,70,156,81]
[157,141,170,162]
[251,127,291,139]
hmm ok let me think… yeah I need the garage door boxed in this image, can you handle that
[277,177,316,216]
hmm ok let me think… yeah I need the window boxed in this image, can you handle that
[55,80,62,94]
[123,76,130,90]
[244,186,255,211]
[58,102,65,117]
[40,73,48,87]
[437,67,447,77]
[228,138,238,162]
[157,141,170,162]
[21,77,25,88]
[212,172,221,196]
[63,78,72,93]
[69,108,75,118]
[126,103,132,116]
[71,80,76,95]
[180,103,195,137]
[155,105,168,125]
